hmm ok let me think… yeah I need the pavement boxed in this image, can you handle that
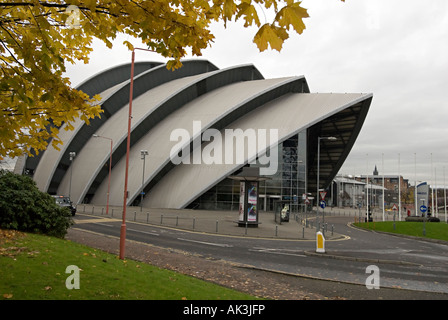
[75,204,346,241]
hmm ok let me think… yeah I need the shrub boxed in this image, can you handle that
[0,170,73,238]
[405,216,440,223]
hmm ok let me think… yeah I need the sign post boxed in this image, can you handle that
[320,191,327,201]
[319,191,327,225]
[420,201,427,236]
[392,204,398,230]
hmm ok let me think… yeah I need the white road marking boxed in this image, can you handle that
[128,228,159,236]
[177,238,233,247]
[95,223,114,228]
[250,247,307,257]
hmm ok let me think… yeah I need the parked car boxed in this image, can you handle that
[53,195,76,216]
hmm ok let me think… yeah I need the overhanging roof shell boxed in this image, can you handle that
[20,59,372,210]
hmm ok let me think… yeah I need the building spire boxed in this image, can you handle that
[373,165,378,176]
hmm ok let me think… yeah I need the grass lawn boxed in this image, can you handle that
[353,221,448,241]
[0,230,258,300]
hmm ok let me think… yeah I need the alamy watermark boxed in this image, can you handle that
[65,5,81,29]
[169,121,279,175]
[65,265,80,290]
[365,265,380,289]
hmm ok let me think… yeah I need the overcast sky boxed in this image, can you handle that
[65,0,448,186]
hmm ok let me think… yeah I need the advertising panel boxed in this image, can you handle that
[416,182,429,215]
[238,181,245,222]
[247,182,258,222]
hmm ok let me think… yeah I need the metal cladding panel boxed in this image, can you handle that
[90,76,298,206]
[21,62,161,176]
[33,116,88,192]
[58,73,209,203]
[76,61,162,97]
[33,60,217,194]
[145,93,372,209]
[77,64,265,204]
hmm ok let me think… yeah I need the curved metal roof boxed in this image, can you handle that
[90,75,308,206]
[59,63,267,204]
[27,59,372,210]
[33,60,218,194]
[146,93,372,209]
[21,61,162,176]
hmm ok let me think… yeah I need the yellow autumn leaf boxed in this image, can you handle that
[275,2,309,34]
[253,24,289,52]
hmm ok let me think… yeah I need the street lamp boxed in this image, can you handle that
[69,152,76,200]
[140,150,149,211]
[92,134,113,215]
[317,136,337,227]
[120,47,156,260]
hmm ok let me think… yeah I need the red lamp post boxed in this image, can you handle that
[92,134,113,215]
[120,47,156,260]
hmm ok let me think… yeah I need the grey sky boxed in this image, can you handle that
[65,0,448,186]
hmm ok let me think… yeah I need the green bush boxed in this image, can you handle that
[0,170,73,238]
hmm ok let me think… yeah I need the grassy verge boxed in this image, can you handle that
[0,230,258,300]
[353,221,448,241]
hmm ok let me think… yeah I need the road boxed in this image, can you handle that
[72,213,448,295]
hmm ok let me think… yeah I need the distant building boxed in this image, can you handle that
[330,175,386,208]
[357,165,409,195]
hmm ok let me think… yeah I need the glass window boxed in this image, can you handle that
[187,129,308,211]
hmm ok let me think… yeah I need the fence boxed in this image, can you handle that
[75,205,342,239]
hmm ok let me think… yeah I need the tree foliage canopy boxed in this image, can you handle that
[0,0,343,159]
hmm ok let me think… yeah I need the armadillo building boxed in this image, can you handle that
[15,60,372,212]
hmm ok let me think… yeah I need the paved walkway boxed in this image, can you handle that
[75,204,346,240]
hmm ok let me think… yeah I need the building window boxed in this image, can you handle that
[187,129,308,212]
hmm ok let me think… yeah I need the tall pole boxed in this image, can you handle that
[107,139,112,215]
[317,137,321,226]
[444,166,447,223]
[415,153,417,217]
[398,153,401,221]
[353,167,356,209]
[431,153,434,218]
[92,135,113,215]
[366,153,369,221]
[120,50,135,260]
[435,168,438,218]
[69,152,76,200]
[382,153,385,221]
[422,199,426,236]
[120,47,155,260]
[317,136,337,227]
[304,142,307,216]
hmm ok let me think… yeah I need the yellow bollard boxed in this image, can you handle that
[316,231,325,253]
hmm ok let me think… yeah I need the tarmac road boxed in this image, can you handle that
[71,209,448,298]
